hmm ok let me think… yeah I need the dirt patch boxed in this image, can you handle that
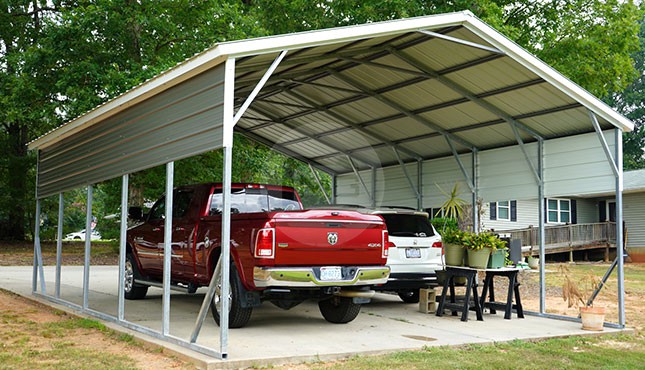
[0,289,191,369]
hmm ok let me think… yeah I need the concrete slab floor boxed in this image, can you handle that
[0,266,630,369]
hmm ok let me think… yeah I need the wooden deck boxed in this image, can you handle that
[498,222,616,261]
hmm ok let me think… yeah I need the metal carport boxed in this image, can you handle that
[27,10,632,359]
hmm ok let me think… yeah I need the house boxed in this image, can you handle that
[447,168,645,262]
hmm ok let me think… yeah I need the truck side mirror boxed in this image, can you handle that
[128,206,144,221]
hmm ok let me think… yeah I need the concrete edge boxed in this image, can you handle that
[3,288,638,369]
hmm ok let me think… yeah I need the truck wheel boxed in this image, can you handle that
[210,265,252,328]
[318,296,361,324]
[124,253,148,300]
[397,289,420,303]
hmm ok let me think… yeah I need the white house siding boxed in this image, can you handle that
[478,144,538,202]
[481,199,539,231]
[576,198,599,224]
[624,192,645,249]
[335,169,375,206]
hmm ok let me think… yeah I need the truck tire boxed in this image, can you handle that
[210,265,253,328]
[318,296,361,324]
[397,289,420,303]
[124,253,148,300]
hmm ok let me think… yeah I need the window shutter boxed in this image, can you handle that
[570,200,577,224]
[510,200,517,222]
[544,199,548,222]
[489,202,497,220]
[599,201,606,222]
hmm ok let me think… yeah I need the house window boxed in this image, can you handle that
[547,199,571,223]
[497,201,510,221]
[489,200,516,221]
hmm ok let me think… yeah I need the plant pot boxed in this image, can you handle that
[580,306,605,331]
[527,256,539,269]
[467,248,491,269]
[487,248,507,269]
[444,243,466,266]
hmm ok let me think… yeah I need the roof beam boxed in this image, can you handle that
[306,102,582,163]
[390,49,544,141]
[234,125,338,175]
[417,30,504,55]
[327,69,478,151]
[282,89,423,161]
[248,104,382,169]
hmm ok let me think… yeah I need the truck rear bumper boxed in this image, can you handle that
[253,265,390,288]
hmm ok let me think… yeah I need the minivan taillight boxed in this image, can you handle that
[254,228,275,259]
[433,241,443,255]
[382,230,390,258]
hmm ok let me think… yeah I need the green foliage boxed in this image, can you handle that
[1,0,642,240]
[461,231,507,251]
[440,228,467,245]
[430,217,459,235]
[437,183,466,220]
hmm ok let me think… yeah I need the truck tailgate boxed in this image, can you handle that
[271,210,387,266]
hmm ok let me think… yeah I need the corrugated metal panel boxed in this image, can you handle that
[334,171,374,205]
[38,65,226,198]
[421,155,473,208]
[624,192,645,248]
[478,144,539,201]
[544,131,615,197]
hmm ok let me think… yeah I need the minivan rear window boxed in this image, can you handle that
[380,214,435,237]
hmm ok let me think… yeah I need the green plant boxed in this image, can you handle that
[436,183,466,219]
[440,228,466,245]
[462,231,506,251]
[431,217,458,234]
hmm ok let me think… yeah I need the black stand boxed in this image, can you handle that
[436,267,483,321]
[479,269,524,320]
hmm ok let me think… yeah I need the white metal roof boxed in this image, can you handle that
[29,11,634,176]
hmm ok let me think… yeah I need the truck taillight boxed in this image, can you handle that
[254,228,275,259]
[382,230,390,258]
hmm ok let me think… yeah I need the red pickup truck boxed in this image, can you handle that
[125,183,390,328]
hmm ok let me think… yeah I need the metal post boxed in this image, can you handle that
[83,185,93,309]
[118,174,129,321]
[615,128,625,327]
[538,139,546,313]
[162,162,174,336]
[220,145,233,357]
[309,164,331,204]
[331,174,337,204]
[33,198,46,294]
[55,193,64,298]
[472,149,479,233]
[371,167,377,207]
[417,160,423,210]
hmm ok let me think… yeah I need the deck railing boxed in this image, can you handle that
[497,222,616,253]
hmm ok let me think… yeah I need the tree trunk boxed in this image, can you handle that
[3,123,29,240]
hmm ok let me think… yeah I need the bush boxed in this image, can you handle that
[431,217,458,234]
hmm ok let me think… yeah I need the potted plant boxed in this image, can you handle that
[487,236,509,269]
[560,265,606,331]
[463,231,497,269]
[442,228,466,266]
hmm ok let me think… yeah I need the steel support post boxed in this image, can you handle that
[471,149,479,233]
[162,162,174,336]
[417,160,423,210]
[55,193,64,298]
[309,164,331,204]
[118,174,129,321]
[538,139,546,313]
[33,198,46,294]
[83,185,93,309]
[615,128,625,327]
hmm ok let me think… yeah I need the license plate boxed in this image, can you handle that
[405,248,421,258]
[320,266,342,281]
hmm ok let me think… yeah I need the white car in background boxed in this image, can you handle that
[65,229,101,241]
[323,206,443,303]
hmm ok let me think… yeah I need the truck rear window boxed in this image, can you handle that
[380,214,435,237]
[209,188,301,215]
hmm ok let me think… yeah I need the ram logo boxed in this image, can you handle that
[327,232,338,246]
